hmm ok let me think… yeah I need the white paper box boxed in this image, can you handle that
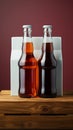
[10,37,63,96]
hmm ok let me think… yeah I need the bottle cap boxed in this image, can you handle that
[22,25,32,28]
[43,25,52,29]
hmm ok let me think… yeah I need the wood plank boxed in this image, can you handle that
[0,90,73,129]
[0,91,73,102]
[0,94,73,102]
[1,90,73,96]
[0,90,10,95]
[0,115,73,129]
[0,91,73,115]
[0,100,73,115]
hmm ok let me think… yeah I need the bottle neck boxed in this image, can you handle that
[23,42,34,54]
[43,27,53,53]
[23,27,33,54]
[23,27,32,43]
[43,28,53,43]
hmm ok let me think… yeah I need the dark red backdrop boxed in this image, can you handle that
[0,0,73,91]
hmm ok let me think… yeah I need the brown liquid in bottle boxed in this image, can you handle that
[38,43,57,98]
[18,42,38,98]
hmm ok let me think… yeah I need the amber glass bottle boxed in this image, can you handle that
[38,25,57,98]
[18,25,38,98]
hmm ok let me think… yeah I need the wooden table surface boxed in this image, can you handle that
[0,90,73,129]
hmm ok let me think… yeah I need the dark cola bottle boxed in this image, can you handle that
[38,25,57,98]
[18,25,38,98]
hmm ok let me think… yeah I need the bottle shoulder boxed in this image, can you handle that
[38,52,57,68]
[18,53,37,67]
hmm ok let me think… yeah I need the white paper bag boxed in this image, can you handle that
[10,37,63,96]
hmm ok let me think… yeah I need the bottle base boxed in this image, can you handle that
[19,93,36,98]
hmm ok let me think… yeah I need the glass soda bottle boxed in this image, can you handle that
[18,25,38,98]
[38,25,57,98]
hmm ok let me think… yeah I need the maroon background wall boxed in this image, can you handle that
[0,0,73,91]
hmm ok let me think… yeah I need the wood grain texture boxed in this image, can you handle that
[0,90,73,129]
[0,115,73,129]
[0,91,73,115]
[0,102,73,115]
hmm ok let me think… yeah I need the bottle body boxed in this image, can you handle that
[38,25,57,98]
[38,43,57,97]
[18,26,38,98]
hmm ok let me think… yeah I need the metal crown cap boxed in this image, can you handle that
[22,25,32,28]
[43,25,52,29]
